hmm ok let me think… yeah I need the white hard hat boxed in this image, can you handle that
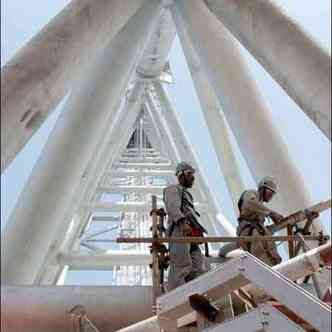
[175,161,195,176]
[258,176,278,193]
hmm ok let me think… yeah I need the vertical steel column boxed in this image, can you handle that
[1,1,162,285]
[204,0,331,140]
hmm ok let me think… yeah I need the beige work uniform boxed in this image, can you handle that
[163,184,205,291]
[237,190,282,266]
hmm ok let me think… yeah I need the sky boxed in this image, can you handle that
[1,0,331,238]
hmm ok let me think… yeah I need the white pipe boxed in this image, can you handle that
[109,169,175,177]
[171,0,325,228]
[245,242,332,298]
[143,103,171,158]
[144,90,224,239]
[204,0,331,140]
[153,83,237,238]
[119,157,169,163]
[176,14,246,210]
[58,251,153,268]
[18,16,176,279]
[89,201,208,213]
[1,0,148,173]
[37,83,146,284]
[145,89,219,239]
[144,100,181,163]
[99,185,165,195]
[1,1,162,285]
[116,317,160,332]
[136,9,176,78]
[115,243,332,332]
[275,242,331,280]
[113,162,172,170]
[3,244,330,332]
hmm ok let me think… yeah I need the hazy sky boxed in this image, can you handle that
[1,0,331,236]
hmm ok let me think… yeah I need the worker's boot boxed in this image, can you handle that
[189,294,219,322]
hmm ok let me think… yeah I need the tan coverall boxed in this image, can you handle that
[163,184,205,291]
[237,190,282,266]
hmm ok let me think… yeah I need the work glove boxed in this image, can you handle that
[269,211,284,224]
[305,209,320,220]
[183,222,193,236]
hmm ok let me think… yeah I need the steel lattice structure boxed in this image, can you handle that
[1,0,331,331]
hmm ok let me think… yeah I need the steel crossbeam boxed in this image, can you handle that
[157,252,331,332]
[204,304,306,332]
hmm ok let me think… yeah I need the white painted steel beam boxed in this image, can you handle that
[176,17,246,210]
[274,242,332,281]
[116,317,160,332]
[143,92,224,239]
[171,0,325,235]
[1,0,148,172]
[157,251,331,332]
[59,250,221,270]
[108,169,175,177]
[38,82,146,285]
[96,244,332,332]
[204,0,331,140]
[242,256,331,332]
[2,286,153,332]
[152,83,237,237]
[122,150,159,155]
[143,107,171,158]
[119,157,169,164]
[206,304,306,332]
[58,251,152,268]
[113,162,173,170]
[89,201,209,213]
[146,90,222,237]
[136,9,176,79]
[144,101,181,163]
[99,185,165,195]
[1,1,162,285]
[126,148,156,152]
[35,211,89,285]
[39,74,177,284]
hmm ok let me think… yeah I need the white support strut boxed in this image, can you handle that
[1,1,162,285]
[204,0,331,140]
[0,0,148,173]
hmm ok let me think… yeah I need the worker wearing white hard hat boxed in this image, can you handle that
[236,176,283,266]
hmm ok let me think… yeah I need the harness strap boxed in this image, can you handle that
[238,222,265,252]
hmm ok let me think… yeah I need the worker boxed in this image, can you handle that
[237,176,284,266]
[163,161,207,291]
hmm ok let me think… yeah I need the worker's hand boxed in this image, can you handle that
[305,209,319,220]
[269,211,284,224]
[183,223,193,236]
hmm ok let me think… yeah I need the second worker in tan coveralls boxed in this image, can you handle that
[237,177,284,266]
